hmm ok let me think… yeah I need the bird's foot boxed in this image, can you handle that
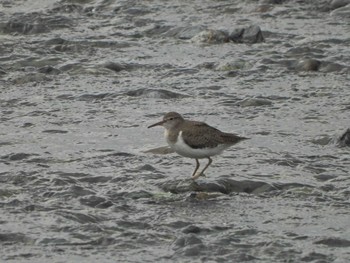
[192,172,205,180]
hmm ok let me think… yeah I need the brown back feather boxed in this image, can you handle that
[181,121,247,149]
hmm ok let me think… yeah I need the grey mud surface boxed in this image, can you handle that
[0,0,350,262]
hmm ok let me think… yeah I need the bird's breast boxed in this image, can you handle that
[166,131,229,158]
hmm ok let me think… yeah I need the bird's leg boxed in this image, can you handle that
[192,157,213,180]
[198,157,212,177]
[191,159,201,180]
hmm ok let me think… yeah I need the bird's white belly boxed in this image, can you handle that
[166,131,229,159]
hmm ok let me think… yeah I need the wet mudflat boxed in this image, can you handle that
[0,0,350,262]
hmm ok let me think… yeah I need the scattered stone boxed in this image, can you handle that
[12,73,51,84]
[0,233,31,243]
[330,4,350,18]
[183,244,205,256]
[314,174,338,181]
[191,29,230,44]
[314,237,350,247]
[2,153,32,161]
[38,66,61,75]
[337,128,350,147]
[238,98,273,107]
[260,0,287,4]
[144,24,173,37]
[124,190,153,199]
[295,58,321,71]
[1,14,74,34]
[230,25,264,43]
[49,4,84,14]
[170,25,264,44]
[80,195,109,208]
[102,62,128,72]
[329,0,350,10]
[42,129,68,134]
[229,28,245,42]
[310,136,332,146]
[319,62,347,73]
[166,25,207,39]
[173,234,203,248]
[125,88,188,99]
[0,67,6,75]
[182,225,202,234]
[301,252,330,262]
[158,178,312,195]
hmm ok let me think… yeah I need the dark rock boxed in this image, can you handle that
[12,73,51,84]
[49,4,84,14]
[337,128,350,147]
[0,233,31,244]
[314,237,350,247]
[158,178,297,195]
[45,37,66,45]
[78,176,112,183]
[2,153,32,161]
[125,88,187,99]
[69,185,95,197]
[301,252,330,262]
[183,244,205,256]
[191,29,230,44]
[38,66,61,75]
[80,195,108,208]
[42,129,68,134]
[2,20,48,34]
[166,25,207,39]
[102,62,128,72]
[320,62,347,73]
[330,4,350,17]
[173,234,203,248]
[314,174,338,181]
[78,93,113,101]
[96,201,114,209]
[124,190,153,199]
[329,0,350,10]
[144,24,173,37]
[230,28,245,42]
[242,25,265,43]
[286,46,324,56]
[260,0,287,4]
[0,67,6,75]
[238,98,273,107]
[182,225,202,234]
[1,14,74,35]
[221,179,275,194]
[230,25,264,43]
[310,136,332,146]
[295,58,321,71]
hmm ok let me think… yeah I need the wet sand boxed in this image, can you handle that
[1,0,350,262]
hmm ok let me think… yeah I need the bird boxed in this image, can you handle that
[148,112,248,180]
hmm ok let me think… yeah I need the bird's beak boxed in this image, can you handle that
[148,120,166,128]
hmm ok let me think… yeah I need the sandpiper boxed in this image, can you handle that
[148,112,248,180]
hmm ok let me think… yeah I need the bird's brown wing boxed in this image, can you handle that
[181,122,246,149]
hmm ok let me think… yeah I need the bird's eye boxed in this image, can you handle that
[169,118,173,120]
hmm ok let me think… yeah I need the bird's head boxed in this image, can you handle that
[148,112,184,130]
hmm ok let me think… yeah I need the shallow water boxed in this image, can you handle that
[1,0,350,262]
